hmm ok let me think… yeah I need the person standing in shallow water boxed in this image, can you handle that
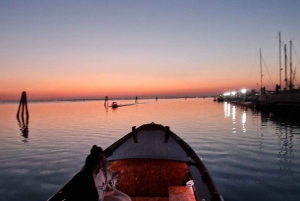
[65,154,104,201]
[91,145,131,201]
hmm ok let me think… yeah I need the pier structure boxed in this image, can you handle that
[217,33,300,114]
[217,89,260,109]
[258,37,300,114]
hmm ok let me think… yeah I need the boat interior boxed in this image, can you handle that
[110,158,197,201]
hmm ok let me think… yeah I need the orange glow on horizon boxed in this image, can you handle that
[1,69,266,101]
[0,80,265,101]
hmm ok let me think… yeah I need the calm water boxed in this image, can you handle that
[0,98,299,201]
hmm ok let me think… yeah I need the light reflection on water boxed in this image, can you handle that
[0,99,300,201]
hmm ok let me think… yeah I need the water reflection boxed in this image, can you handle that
[242,111,246,132]
[277,125,294,170]
[227,103,296,171]
[232,105,236,133]
[240,105,296,171]
[224,102,230,118]
[266,113,296,171]
[104,104,109,113]
[232,106,236,121]
[17,115,29,142]
[224,102,249,133]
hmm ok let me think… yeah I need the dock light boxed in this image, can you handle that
[241,89,247,94]
[231,91,236,96]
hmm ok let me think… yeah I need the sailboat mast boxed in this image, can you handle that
[284,44,287,89]
[260,48,263,91]
[290,40,293,90]
[279,32,281,89]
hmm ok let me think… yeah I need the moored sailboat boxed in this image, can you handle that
[258,33,300,114]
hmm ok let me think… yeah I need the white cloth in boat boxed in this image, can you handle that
[94,168,107,201]
[94,158,117,201]
[94,169,131,201]
[102,158,119,188]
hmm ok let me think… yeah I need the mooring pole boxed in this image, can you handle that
[17,91,29,118]
[104,96,108,107]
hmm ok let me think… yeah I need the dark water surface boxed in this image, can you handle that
[0,98,299,201]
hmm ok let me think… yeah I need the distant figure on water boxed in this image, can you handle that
[135,96,138,104]
[156,97,158,101]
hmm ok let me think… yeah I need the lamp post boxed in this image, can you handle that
[231,91,236,101]
[241,89,247,101]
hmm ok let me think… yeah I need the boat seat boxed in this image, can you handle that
[168,186,196,201]
[110,159,189,196]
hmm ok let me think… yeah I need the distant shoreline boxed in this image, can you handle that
[0,96,213,104]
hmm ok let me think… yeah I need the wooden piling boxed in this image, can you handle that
[17,91,29,118]
[16,91,29,139]
[104,96,108,107]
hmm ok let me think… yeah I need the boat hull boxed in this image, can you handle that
[104,123,222,201]
[48,122,222,201]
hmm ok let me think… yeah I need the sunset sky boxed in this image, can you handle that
[1,1,300,101]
